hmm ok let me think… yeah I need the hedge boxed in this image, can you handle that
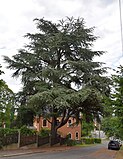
[81,137,101,144]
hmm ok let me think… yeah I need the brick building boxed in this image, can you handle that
[34,117,82,140]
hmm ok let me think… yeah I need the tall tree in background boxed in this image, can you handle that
[102,65,123,139]
[4,17,110,138]
[112,66,123,116]
[0,65,4,76]
[111,65,123,138]
[0,64,15,128]
[0,64,4,87]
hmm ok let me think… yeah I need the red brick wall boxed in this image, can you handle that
[34,117,81,140]
[58,117,81,140]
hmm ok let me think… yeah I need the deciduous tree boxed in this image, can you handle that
[0,65,15,128]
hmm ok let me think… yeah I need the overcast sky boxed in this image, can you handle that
[0,0,123,93]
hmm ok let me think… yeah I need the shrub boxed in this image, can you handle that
[66,139,76,146]
[0,128,18,136]
[94,138,101,143]
[81,137,94,144]
[38,128,50,137]
[85,138,94,144]
[20,125,36,136]
[81,137,101,144]
[63,135,77,146]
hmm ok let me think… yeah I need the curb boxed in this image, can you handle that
[1,150,45,157]
[0,146,74,157]
[0,148,69,157]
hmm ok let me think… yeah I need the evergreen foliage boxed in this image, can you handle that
[3,17,111,137]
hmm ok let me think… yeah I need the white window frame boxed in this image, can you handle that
[68,132,72,139]
[42,119,47,127]
[75,131,79,140]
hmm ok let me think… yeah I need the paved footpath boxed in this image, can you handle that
[0,146,73,157]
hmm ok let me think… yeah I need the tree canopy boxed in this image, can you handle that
[0,64,15,128]
[4,17,111,136]
[112,65,123,117]
[101,65,123,139]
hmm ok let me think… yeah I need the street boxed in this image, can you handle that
[2,141,117,159]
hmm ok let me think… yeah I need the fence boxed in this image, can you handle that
[19,134,37,147]
[50,135,61,146]
[0,133,65,148]
[37,135,50,147]
[0,133,18,146]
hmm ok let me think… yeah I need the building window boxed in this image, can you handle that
[68,119,72,127]
[42,119,47,127]
[68,133,72,139]
[75,132,79,140]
